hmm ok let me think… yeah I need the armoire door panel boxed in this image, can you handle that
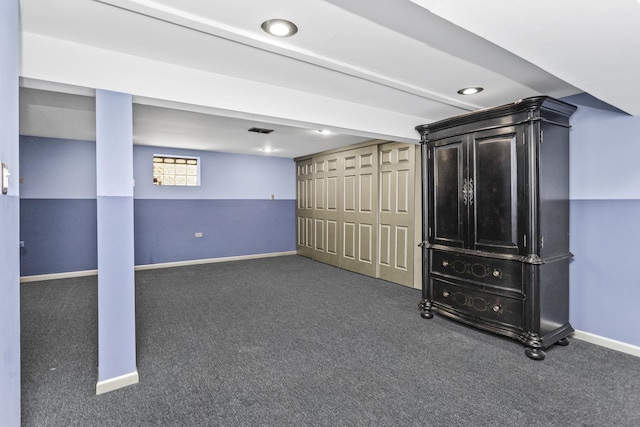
[471,129,521,254]
[432,141,465,248]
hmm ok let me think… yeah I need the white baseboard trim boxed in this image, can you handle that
[20,269,99,283]
[20,251,298,282]
[572,330,640,358]
[96,370,139,395]
[134,251,297,271]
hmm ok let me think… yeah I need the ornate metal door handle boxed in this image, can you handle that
[462,179,468,205]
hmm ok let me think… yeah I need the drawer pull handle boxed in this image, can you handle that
[442,260,449,267]
[492,269,501,277]
[492,304,501,312]
[443,291,450,298]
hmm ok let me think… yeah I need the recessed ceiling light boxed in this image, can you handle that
[457,86,484,95]
[317,129,332,134]
[261,19,298,37]
[260,147,275,152]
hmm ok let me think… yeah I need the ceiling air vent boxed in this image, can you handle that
[248,127,274,134]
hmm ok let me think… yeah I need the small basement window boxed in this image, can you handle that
[153,155,200,186]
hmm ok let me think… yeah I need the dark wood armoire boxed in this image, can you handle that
[416,96,577,360]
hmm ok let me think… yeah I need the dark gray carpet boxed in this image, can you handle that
[21,255,640,426]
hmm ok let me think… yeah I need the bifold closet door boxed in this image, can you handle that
[378,143,416,285]
[312,154,340,266]
[296,158,314,258]
[339,146,378,277]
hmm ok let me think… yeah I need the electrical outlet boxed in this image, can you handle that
[195,232,203,238]
[19,241,24,248]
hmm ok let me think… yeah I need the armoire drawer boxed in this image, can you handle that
[432,278,524,329]
[431,250,522,292]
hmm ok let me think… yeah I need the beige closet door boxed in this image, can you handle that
[378,143,416,286]
[312,154,341,266]
[296,159,314,258]
[340,146,379,277]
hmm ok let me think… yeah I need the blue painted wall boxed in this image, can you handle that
[131,145,296,265]
[570,199,640,346]
[20,199,97,275]
[19,136,97,199]
[134,199,295,265]
[564,94,640,347]
[0,0,21,424]
[20,137,97,275]
[19,137,296,276]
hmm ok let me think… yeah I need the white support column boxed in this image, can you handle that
[95,90,138,394]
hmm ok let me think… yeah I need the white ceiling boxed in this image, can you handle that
[18,0,640,158]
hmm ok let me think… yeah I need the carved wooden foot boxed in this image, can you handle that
[525,347,546,361]
[556,337,570,346]
[420,311,434,319]
[524,332,545,360]
[418,299,433,319]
